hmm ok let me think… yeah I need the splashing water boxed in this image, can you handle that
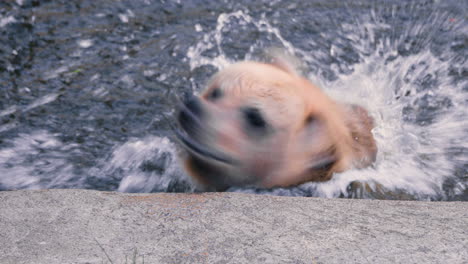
[89,136,193,193]
[0,131,81,190]
[185,8,467,200]
[0,1,465,200]
[313,50,467,199]
[187,10,296,71]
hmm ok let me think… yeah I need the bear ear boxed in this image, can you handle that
[265,47,304,76]
[342,104,378,168]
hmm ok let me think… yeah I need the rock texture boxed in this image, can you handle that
[0,190,466,263]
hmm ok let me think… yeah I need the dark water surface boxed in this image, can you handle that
[0,0,466,200]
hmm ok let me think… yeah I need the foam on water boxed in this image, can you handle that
[0,131,82,190]
[89,136,193,193]
[185,9,467,199]
[0,15,16,28]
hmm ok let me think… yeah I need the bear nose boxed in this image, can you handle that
[178,95,205,134]
[183,95,203,117]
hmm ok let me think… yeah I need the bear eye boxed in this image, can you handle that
[207,87,222,101]
[243,107,267,129]
[305,114,316,125]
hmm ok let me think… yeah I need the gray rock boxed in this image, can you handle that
[0,190,466,264]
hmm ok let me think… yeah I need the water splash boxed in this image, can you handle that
[306,7,468,199]
[0,2,465,200]
[187,10,296,71]
[312,50,467,199]
[186,8,467,199]
[89,136,193,193]
[0,131,81,190]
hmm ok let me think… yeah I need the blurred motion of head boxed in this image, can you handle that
[175,52,377,191]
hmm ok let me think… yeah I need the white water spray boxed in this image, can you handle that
[185,9,467,199]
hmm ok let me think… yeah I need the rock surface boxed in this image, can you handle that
[0,190,466,263]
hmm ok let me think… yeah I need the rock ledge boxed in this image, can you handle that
[0,190,466,263]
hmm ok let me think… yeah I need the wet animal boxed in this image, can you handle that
[175,54,377,191]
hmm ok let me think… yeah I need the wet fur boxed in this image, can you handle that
[177,55,377,190]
